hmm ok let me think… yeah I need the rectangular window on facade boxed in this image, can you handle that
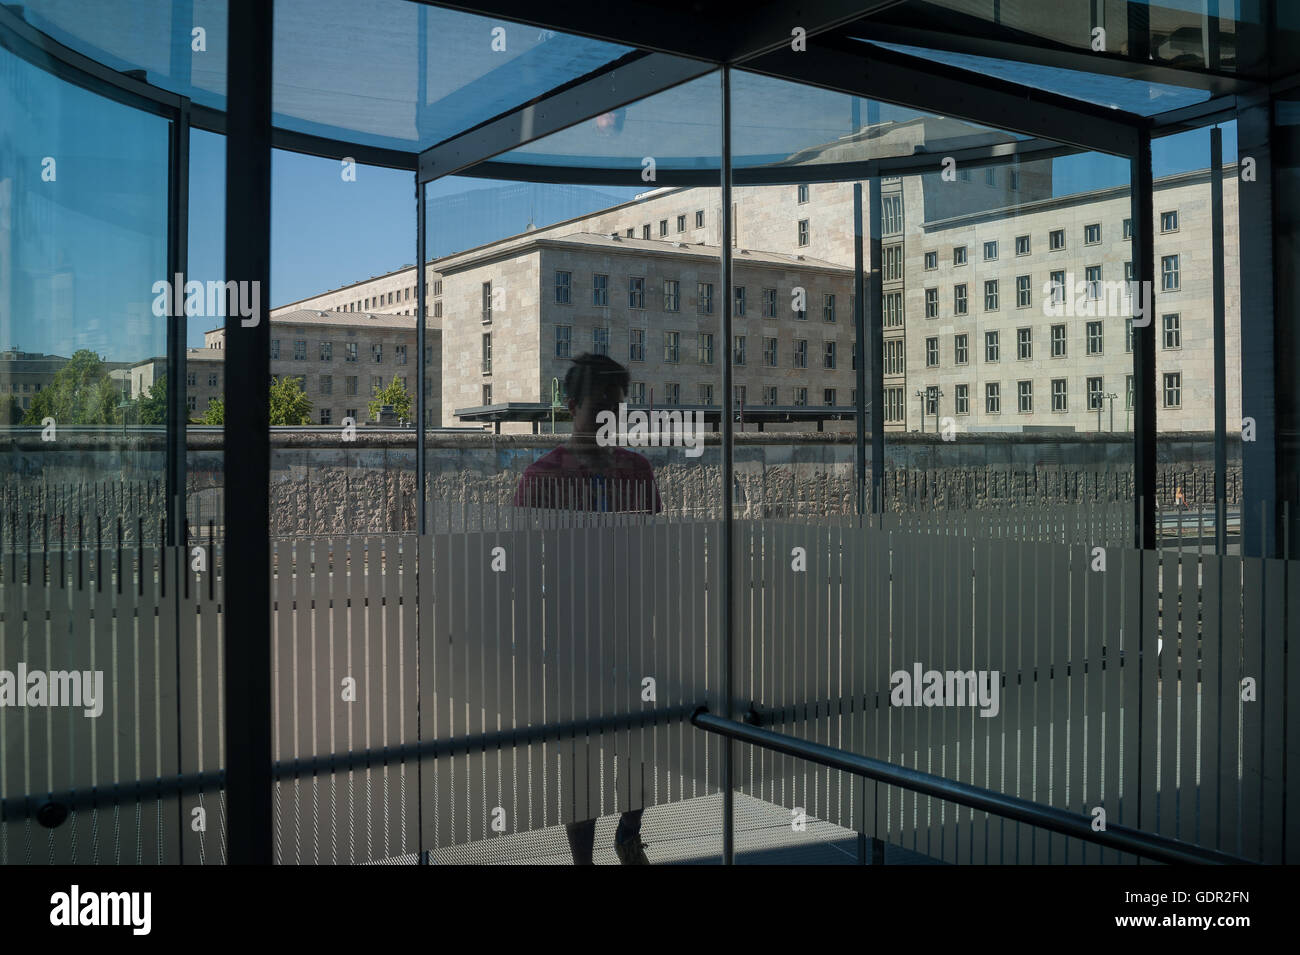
[824,388,836,407]
[479,332,493,372]
[983,240,998,261]
[954,283,968,315]
[798,219,809,247]
[698,282,714,314]
[1051,324,1067,357]
[1161,210,1179,233]
[1164,372,1181,408]
[293,340,306,360]
[924,250,937,270]
[700,383,714,405]
[208,372,219,387]
[345,342,357,362]
[630,328,645,362]
[1123,218,1133,239]
[320,374,332,395]
[555,270,572,304]
[695,210,705,228]
[1018,380,1033,413]
[884,245,903,281]
[882,195,903,234]
[698,332,714,364]
[1050,269,1067,305]
[593,326,610,356]
[1162,254,1181,290]
[643,224,651,239]
[823,293,836,322]
[320,341,332,361]
[345,376,358,396]
[733,286,746,317]
[1052,378,1068,412]
[434,301,443,318]
[985,168,996,186]
[954,384,969,415]
[1049,229,1066,251]
[629,381,646,404]
[677,214,686,232]
[885,292,904,326]
[883,339,902,374]
[271,339,280,359]
[985,330,999,362]
[794,339,809,368]
[1017,327,1032,360]
[626,228,634,238]
[666,383,681,404]
[926,336,939,367]
[1086,265,1102,300]
[1016,274,1031,308]
[1084,223,1101,244]
[482,384,492,406]
[1127,374,1135,409]
[984,279,999,310]
[1163,312,1182,348]
[1015,235,1030,256]
[797,183,809,203]
[760,287,777,317]
[763,386,778,406]
[482,281,493,322]
[954,334,968,365]
[660,219,668,237]
[553,326,570,360]
[1126,317,1134,352]
[629,276,646,308]
[763,337,777,366]
[664,279,680,312]
[1088,376,1104,410]
[953,245,967,266]
[664,331,680,363]
[1087,320,1104,354]
[733,335,746,366]
[925,287,938,318]
[1010,170,1020,191]
[824,341,836,369]
[372,343,382,363]
[320,408,332,425]
[593,273,608,306]
[794,387,808,407]
[986,383,1000,414]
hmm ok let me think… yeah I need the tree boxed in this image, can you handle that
[135,374,168,425]
[195,396,224,425]
[367,376,412,421]
[22,349,121,426]
[268,375,312,425]
[0,393,22,425]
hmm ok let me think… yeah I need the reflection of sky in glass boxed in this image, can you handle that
[856,39,1210,116]
[1,45,168,364]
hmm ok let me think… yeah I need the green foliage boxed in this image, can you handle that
[0,393,22,425]
[367,376,412,421]
[268,375,312,426]
[195,396,224,425]
[22,349,122,426]
[134,374,168,425]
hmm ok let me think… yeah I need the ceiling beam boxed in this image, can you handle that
[418,50,713,182]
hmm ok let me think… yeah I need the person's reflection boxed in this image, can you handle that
[514,353,661,864]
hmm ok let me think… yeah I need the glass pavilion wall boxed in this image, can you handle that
[1,0,1296,866]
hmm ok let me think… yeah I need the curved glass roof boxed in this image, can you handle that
[19,0,638,151]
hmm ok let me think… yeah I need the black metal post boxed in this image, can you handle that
[1211,126,1227,554]
[166,100,190,546]
[1131,130,1156,549]
[416,179,426,533]
[223,0,274,865]
[719,65,735,866]
[854,183,867,516]
[867,175,884,513]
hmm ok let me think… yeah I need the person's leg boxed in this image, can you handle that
[565,818,596,865]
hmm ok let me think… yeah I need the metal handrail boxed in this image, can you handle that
[691,707,1253,866]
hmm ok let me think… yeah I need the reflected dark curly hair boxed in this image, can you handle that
[563,352,629,407]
